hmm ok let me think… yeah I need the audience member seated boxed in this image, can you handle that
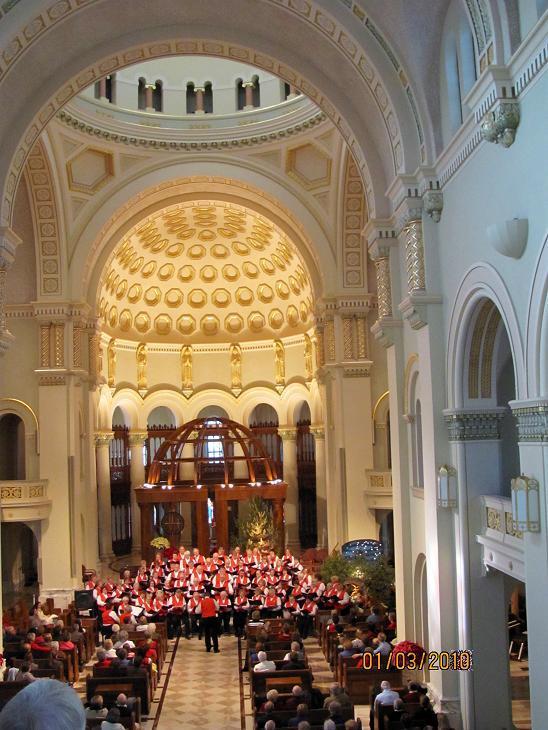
[289,703,309,727]
[85,694,108,719]
[324,683,352,710]
[286,685,310,711]
[253,650,276,672]
[264,721,277,730]
[403,681,423,704]
[328,700,345,727]
[372,633,392,657]
[258,689,281,712]
[101,706,125,730]
[95,648,113,668]
[15,662,37,683]
[0,678,85,730]
[282,651,305,670]
[324,720,336,730]
[115,693,136,717]
[339,639,356,659]
[406,696,438,729]
[283,641,305,662]
[257,701,278,729]
[374,681,400,709]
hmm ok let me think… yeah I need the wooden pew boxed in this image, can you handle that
[86,713,135,729]
[250,668,314,697]
[255,706,354,729]
[86,675,151,715]
[375,700,421,730]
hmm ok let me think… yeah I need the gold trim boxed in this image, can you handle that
[0,398,39,432]
[372,390,389,423]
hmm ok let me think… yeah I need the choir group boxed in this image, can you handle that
[86,546,352,640]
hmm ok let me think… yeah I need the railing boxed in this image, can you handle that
[0,480,51,521]
[477,495,524,580]
[363,470,393,510]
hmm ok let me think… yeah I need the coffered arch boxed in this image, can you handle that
[0,0,431,229]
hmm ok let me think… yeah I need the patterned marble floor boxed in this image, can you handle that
[155,634,243,730]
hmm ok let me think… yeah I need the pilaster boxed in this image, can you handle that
[279,426,298,549]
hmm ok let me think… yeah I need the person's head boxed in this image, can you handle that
[378,632,387,642]
[296,703,308,717]
[257,651,267,662]
[251,610,261,621]
[408,681,421,692]
[394,698,404,711]
[324,721,336,730]
[103,639,113,651]
[264,721,276,730]
[50,640,59,652]
[116,693,128,706]
[116,648,127,661]
[328,701,341,717]
[266,689,279,703]
[345,721,359,730]
[329,683,342,697]
[96,649,106,662]
[292,685,304,697]
[342,639,353,651]
[298,723,311,730]
[263,701,274,713]
[0,678,85,729]
[105,707,121,723]
[19,663,30,674]
[89,695,103,710]
[381,681,391,690]
[291,641,301,653]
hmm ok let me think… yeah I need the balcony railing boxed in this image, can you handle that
[0,480,52,521]
[364,470,392,509]
[477,495,524,580]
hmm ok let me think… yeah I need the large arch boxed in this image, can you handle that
[446,262,526,408]
[67,164,331,306]
[525,232,548,398]
[0,0,430,228]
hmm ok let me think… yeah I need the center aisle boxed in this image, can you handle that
[155,634,243,729]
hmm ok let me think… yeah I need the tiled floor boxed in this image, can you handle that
[511,659,531,730]
[155,634,243,730]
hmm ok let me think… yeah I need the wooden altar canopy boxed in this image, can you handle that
[135,416,287,559]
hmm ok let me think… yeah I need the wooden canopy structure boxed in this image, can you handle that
[135,417,287,558]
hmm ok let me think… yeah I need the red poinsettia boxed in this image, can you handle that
[391,640,426,660]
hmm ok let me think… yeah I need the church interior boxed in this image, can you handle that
[0,1,546,728]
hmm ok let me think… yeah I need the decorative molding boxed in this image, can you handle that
[444,408,506,441]
[341,150,366,288]
[480,101,520,147]
[309,425,325,439]
[37,373,66,386]
[128,431,148,446]
[58,107,328,151]
[509,399,548,442]
[24,140,62,296]
[342,362,372,378]
[94,431,114,446]
[422,188,443,222]
[370,317,402,349]
[398,293,442,330]
[279,427,297,441]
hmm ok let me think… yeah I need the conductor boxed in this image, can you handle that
[201,590,220,653]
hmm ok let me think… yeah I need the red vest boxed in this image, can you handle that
[201,597,218,618]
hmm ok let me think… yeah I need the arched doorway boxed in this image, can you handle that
[2,522,39,608]
[0,414,25,480]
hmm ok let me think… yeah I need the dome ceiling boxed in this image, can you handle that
[99,201,314,344]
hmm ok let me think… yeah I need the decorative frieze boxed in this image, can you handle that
[374,257,392,318]
[444,408,506,441]
[128,431,148,447]
[279,427,297,442]
[0,227,21,355]
[94,431,114,447]
[403,218,425,293]
[510,399,548,442]
[324,320,335,362]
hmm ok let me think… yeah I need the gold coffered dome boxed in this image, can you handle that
[99,201,314,343]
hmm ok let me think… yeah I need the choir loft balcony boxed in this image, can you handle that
[0,480,52,522]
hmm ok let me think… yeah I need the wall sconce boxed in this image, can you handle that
[487,218,528,259]
[511,475,540,532]
[437,465,457,508]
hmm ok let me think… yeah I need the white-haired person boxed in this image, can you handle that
[373,680,400,707]
[253,650,277,672]
[0,678,85,730]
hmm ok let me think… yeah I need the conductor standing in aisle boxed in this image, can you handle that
[201,590,220,653]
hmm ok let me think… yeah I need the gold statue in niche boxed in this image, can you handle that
[304,334,313,381]
[107,339,116,387]
[181,345,193,392]
[230,344,242,391]
[136,343,147,390]
[274,339,285,388]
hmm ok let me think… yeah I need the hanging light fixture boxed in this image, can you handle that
[511,475,540,532]
[437,465,457,508]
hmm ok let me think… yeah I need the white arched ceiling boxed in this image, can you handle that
[67,164,332,309]
[0,0,430,227]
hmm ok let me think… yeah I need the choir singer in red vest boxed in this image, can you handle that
[201,590,220,653]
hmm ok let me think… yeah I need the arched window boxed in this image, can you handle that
[137,77,146,110]
[204,81,213,113]
[236,78,245,110]
[414,399,424,489]
[186,82,196,114]
[440,0,477,144]
[153,80,163,112]
[251,74,260,107]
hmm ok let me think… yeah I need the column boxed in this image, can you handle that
[272,498,285,552]
[311,426,327,548]
[145,84,154,112]
[243,81,254,109]
[279,427,299,549]
[0,227,21,356]
[140,502,153,563]
[510,398,548,729]
[196,499,209,556]
[374,256,393,318]
[215,495,229,551]
[95,432,114,561]
[129,431,147,554]
[98,77,107,101]
[287,85,299,100]
[402,216,425,294]
[195,87,205,114]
